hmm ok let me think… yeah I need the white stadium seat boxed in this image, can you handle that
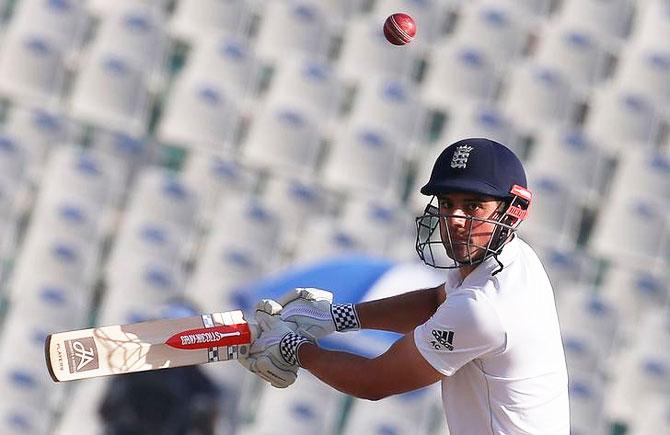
[10,0,90,55]
[519,172,584,247]
[631,0,670,52]
[264,55,345,120]
[243,371,344,435]
[261,175,332,245]
[588,196,669,269]
[568,369,608,435]
[0,30,66,106]
[157,74,241,152]
[501,62,579,135]
[533,24,610,94]
[241,104,321,175]
[89,3,167,77]
[181,151,258,224]
[292,218,366,263]
[557,0,634,47]
[182,35,261,101]
[423,41,499,111]
[349,76,426,144]
[613,48,670,116]
[322,123,404,198]
[338,16,422,84]
[527,128,609,202]
[606,148,670,202]
[599,267,669,332]
[435,104,522,156]
[37,145,114,209]
[255,0,333,63]
[69,52,150,134]
[343,386,441,435]
[3,106,82,178]
[169,0,254,43]
[452,1,532,69]
[584,87,661,154]
[125,167,199,235]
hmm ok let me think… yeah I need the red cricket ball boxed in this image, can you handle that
[383,13,417,46]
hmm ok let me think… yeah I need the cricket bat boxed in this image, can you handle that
[45,310,256,382]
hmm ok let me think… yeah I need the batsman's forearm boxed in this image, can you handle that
[355,285,445,334]
[297,342,389,400]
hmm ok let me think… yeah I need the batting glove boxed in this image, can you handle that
[239,299,311,388]
[278,288,361,340]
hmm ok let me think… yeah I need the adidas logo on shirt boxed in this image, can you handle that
[431,329,455,351]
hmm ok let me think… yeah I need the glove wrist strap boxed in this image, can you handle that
[331,303,360,331]
[280,332,311,366]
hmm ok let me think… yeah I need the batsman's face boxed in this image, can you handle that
[436,193,503,264]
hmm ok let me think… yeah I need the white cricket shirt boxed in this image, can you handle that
[414,237,569,435]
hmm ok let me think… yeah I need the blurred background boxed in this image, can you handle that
[0,0,667,434]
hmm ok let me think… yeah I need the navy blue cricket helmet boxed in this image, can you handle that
[415,138,532,270]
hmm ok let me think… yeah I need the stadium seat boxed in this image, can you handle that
[630,0,670,52]
[124,167,199,235]
[292,217,367,263]
[52,378,108,435]
[261,175,333,246]
[343,386,441,435]
[557,0,634,47]
[422,41,499,112]
[451,1,532,69]
[322,122,405,198]
[203,196,282,264]
[557,287,619,373]
[69,52,150,134]
[338,16,422,84]
[241,371,345,435]
[435,103,522,155]
[86,0,169,18]
[613,48,670,116]
[533,244,599,293]
[568,369,608,435]
[533,24,610,95]
[0,133,28,191]
[100,259,186,325]
[527,128,609,203]
[0,30,66,106]
[599,266,669,333]
[157,74,241,152]
[106,218,185,284]
[583,86,661,155]
[264,55,345,121]
[518,172,584,247]
[10,0,90,55]
[628,393,670,435]
[588,196,669,269]
[500,62,579,136]
[36,145,115,209]
[3,106,82,180]
[255,0,334,63]
[348,76,426,144]
[340,196,414,257]
[606,148,670,203]
[88,2,167,81]
[181,151,258,224]
[169,0,254,43]
[241,103,321,175]
[181,35,261,101]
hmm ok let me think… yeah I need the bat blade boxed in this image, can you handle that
[45,310,253,382]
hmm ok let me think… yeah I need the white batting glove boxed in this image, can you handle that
[278,288,361,340]
[239,299,311,388]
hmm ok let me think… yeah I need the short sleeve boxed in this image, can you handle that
[413,290,506,376]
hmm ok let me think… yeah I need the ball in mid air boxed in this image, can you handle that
[383,13,416,46]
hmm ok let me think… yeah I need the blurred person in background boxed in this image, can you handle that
[98,299,222,435]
